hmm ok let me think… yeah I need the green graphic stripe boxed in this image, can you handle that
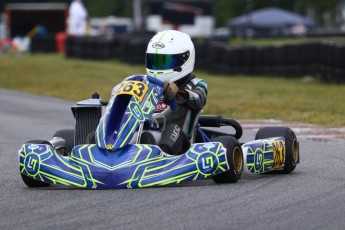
[85,144,164,172]
[101,111,107,146]
[39,148,54,160]
[30,146,102,187]
[217,165,227,172]
[193,173,207,180]
[19,163,25,173]
[145,145,156,160]
[142,90,157,115]
[97,117,104,147]
[70,151,105,186]
[121,157,175,186]
[38,174,45,181]
[128,155,170,180]
[100,95,116,147]
[214,143,225,171]
[143,156,182,173]
[139,171,198,187]
[143,162,196,179]
[41,163,84,180]
[116,111,134,139]
[117,99,141,147]
[39,171,87,187]
[156,31,166,54]
[77,144,90,161]
[119,120,140,148]
[52,151,81,172]
[23,145,28,155]
[135,146,225,187]
[185,153,197,162]
[152,71,174,78]
[87,145,144,170]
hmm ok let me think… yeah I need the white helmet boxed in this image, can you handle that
[146,30,195,82]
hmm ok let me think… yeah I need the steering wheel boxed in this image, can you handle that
[146,75,177,111]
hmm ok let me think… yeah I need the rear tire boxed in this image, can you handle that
[21,140,51,187]
[212,136,243,183]
[255,127,299,174]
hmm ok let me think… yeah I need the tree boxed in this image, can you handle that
[1,0,340,28]
[83,0,132,17]
[213,0,340,27]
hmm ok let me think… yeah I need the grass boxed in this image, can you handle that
[230,36,345,46]
[1,53,345,127]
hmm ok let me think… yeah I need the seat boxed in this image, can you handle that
[139,131,157,145]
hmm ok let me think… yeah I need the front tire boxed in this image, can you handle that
[21,140,51,188]
[255,127,299,174]
[212,136,243,183]
[53,129,75,152]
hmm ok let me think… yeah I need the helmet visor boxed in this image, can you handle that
[146,51,190,70]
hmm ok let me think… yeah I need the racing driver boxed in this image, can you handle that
[143,30,208,155]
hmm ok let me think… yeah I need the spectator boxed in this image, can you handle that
[67,0,89,36]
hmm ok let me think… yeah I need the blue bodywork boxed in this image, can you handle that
[19,75,230,189]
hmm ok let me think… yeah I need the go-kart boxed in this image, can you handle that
[19,75,300,189]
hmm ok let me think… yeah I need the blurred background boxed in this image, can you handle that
[2,0,345,38]
[1,0,345,83]
[1,0,345,126]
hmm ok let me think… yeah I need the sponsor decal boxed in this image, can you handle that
[145,100,152,109]
[170,125,181,142]
[155,86,163,96]
[28,144,39,150]
[202,143,215,148]
[155,101,168,112]
[129,102,145,121]
[254,148,263,171]
[113,81,148,102]
[197,152,218,175]
[272,140,285,169]
[152,42,165,49]
[106,144,114,150]
[24,153,40,176]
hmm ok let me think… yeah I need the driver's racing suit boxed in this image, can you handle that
[156,73,208,155]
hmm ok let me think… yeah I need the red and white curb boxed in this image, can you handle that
[240,119,345,143]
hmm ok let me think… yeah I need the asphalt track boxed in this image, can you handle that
[1,89,345,230]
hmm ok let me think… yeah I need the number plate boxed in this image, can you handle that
[113,81,149,102]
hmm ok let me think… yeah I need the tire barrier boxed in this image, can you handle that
[195,40,345,83]
[31,35,57,53]
[63,35,345,83]
[65,36,117,60]
[65,33,154,63]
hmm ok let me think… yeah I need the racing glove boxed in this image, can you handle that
[163,81,178,100]
[176,90,189,104]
